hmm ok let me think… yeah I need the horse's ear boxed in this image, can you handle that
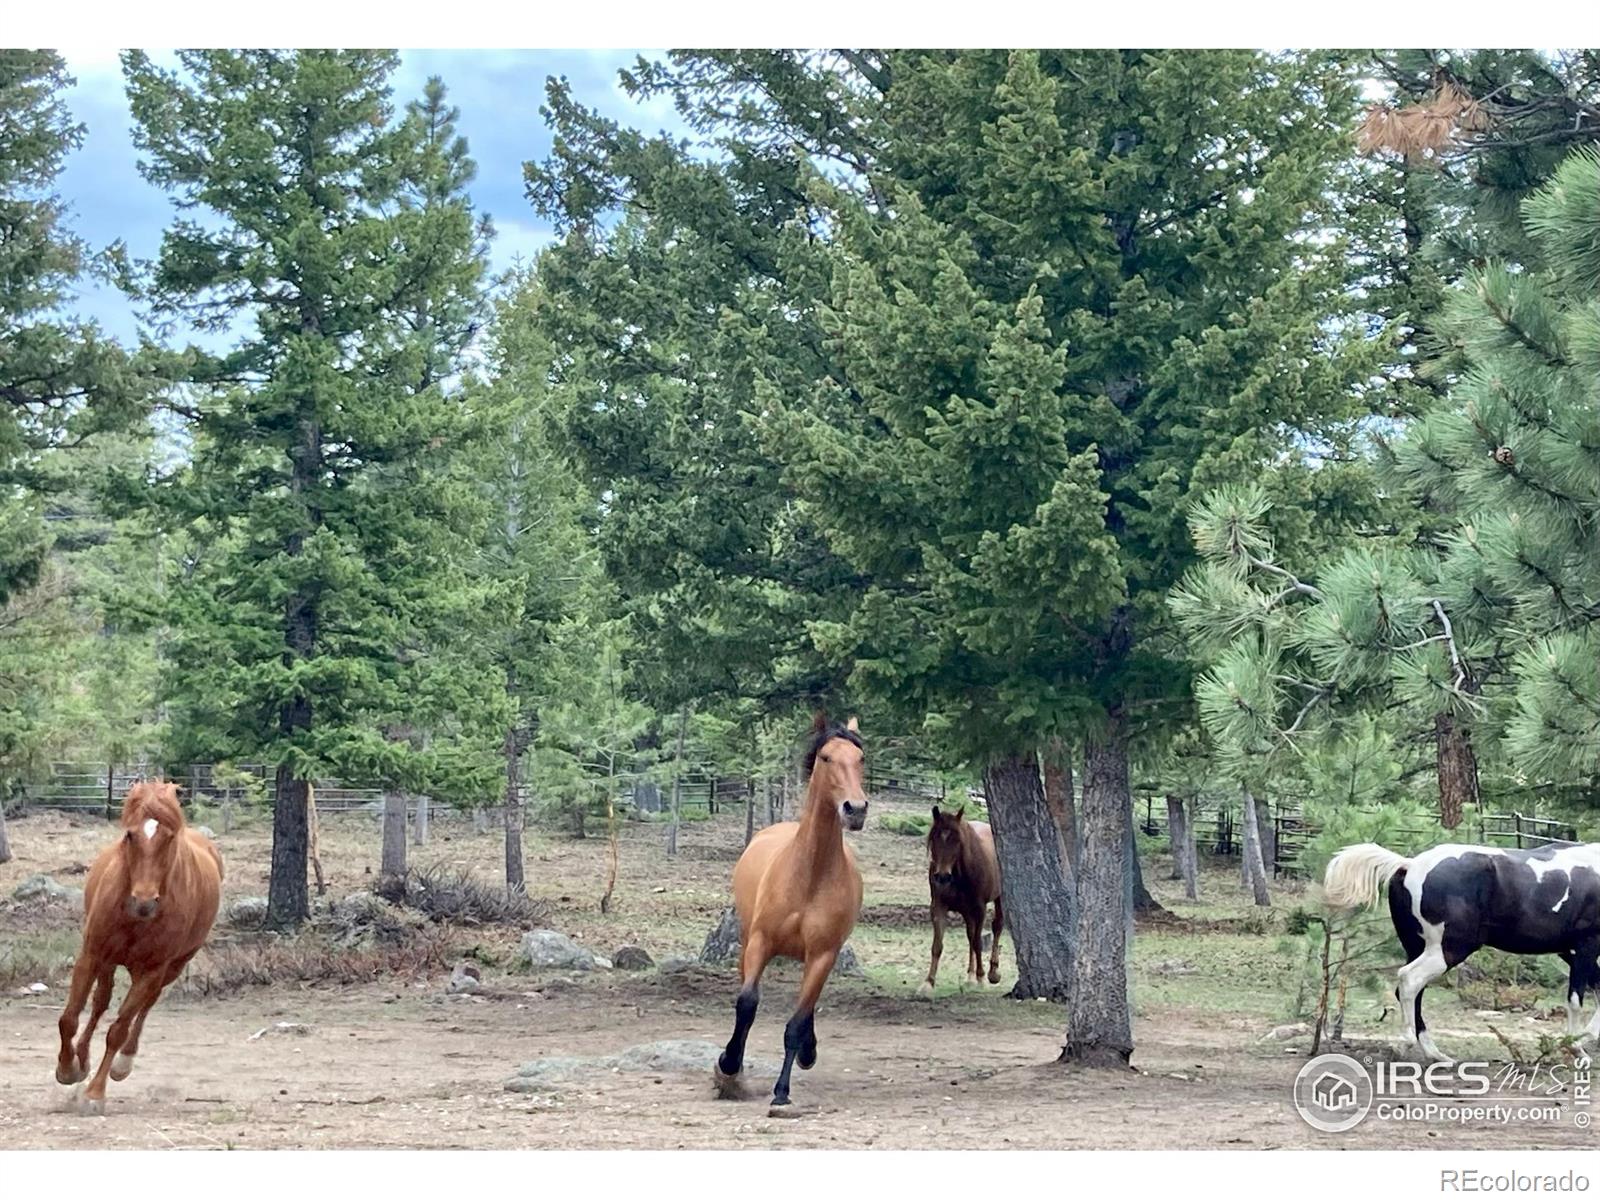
[811,711,829,734]
[845,715,859,733]
[954,804,965,821]
[931,805,941,821]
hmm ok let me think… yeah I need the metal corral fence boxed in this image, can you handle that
[20,762,383,816]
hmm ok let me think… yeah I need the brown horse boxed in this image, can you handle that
[55,780,224,1114]
[714,714,867,1115]
[919,805,1004,993]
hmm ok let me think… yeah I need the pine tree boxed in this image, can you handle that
[533,50,1379,1063]
[1,50,154,603]
[124,53,499,927]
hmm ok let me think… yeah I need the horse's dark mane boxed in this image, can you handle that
[803,723,863,777]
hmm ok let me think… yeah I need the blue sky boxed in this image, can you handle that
[54,50,690,346]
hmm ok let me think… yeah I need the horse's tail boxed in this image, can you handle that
[1321,843,1411,911]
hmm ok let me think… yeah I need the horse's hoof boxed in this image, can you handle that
[109,1052,134,1082]
[56,1063,86,1086]
[917,980,934,997]
[987,970,1001,985]
[712,1063,748,1101]
[767,1101,804,1119]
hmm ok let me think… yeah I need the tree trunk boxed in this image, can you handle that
[1165,794,1186,880]
[1169,795,1199,899]
[0,799,12,864]
[983,753,1073,1001]
[268,766,310,928]
[1183,796,1200,900]
[1240,786,1272,907]
[380,791,407,881]
[765,777,776,826]
[1435,709,1478,830]
[504,724,525,895]
[1128,818,1162,912]
[1061,719,1134,1068]
[413,793,429,846]
[1040,737,1078,872]
[666,703,689,857]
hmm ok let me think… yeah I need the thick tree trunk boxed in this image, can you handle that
[1061,720,1134,1067]
[1435,709,1478,830]
[268,766,310,928]
[1040,738,1078,873]
[666,703,688,857]
[0,798,12,864]
[984,753,1074,1001]
[413,794,429,846]
[1240,786,1272,907]
[504,725,525,895]
[380,792,407,881]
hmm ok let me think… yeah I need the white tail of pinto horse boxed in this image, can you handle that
[1321,843,1412,910]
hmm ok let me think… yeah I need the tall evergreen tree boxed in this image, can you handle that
[531,50,1379,1063]
[1,50,153,602]
[124,52,498,927]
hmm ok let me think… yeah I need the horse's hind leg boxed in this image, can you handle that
[81,969,162,1114]
[715,933,771,1098]
[987,896,1004,985]
[919,905,945,995]
[1569,942,1600,1042]
[55,954,99,1085]
[770,948,837,1115]
[1399,934,1458,1064]
[963,912,984,986]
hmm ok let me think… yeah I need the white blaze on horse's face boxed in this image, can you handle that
[143,818,158,841]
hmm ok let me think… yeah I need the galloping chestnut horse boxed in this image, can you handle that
[919,805,1004,992]
[715,714,867,1114]
[55,780,224,1113]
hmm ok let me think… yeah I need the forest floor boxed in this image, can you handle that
[0,799,1591,1149]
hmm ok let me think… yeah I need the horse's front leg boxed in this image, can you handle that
[987,896,1004,985]
[112,953,191,1081]
[919,904,945,995]
[715,932,770,1099]
[55,954,99,1085]
[770,949,837,1116]
[81,969,163,1115]
[71,965,117,1081]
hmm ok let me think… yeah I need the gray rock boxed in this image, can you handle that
[504,1056,592,1093]
[226,896,269,928]
[11,874,83,907]
[658,956,698,974]
[612,945,655,971]
[699,907,742,965]
[448,962,483,994]
[833,942,865,978]
[520,928,609,971]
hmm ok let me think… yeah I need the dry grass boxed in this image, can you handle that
[374,863,549,928]
[180,926,460,997]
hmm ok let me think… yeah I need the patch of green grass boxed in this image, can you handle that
[879,812,931,837]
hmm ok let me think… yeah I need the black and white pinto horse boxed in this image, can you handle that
[1323,841,1600,1062]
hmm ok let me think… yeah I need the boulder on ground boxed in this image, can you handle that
[11,874,84,908]
[520,928,610,971]
[612,945,655,970]
[226,896,269,928]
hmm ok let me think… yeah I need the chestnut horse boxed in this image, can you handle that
[55,780,224,1113]
[919,805,1004,992]
[714,714,867,1115]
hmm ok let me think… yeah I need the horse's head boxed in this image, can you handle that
[119,780,185,921]
[928,805,965,886]
[805,713,868,831]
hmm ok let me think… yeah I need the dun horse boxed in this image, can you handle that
[920,805,1004,992]
[55,780,224,1113]
[715,714,867,1115]
[1323,839,1600,1061]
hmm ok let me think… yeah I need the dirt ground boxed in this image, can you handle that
[0,801,1592,1149]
